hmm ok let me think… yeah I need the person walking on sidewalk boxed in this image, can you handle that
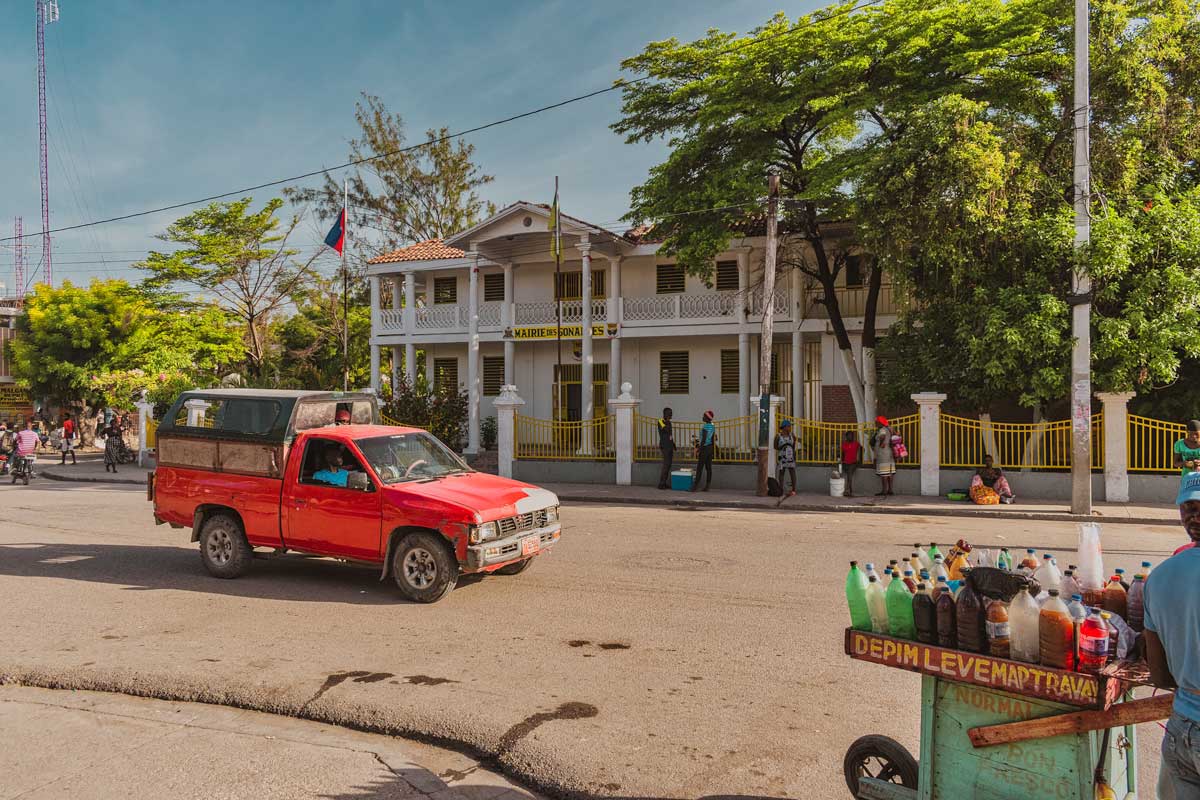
[840,430,862,497]
[102,419,123,473]
[59,414,77,465]
[691,410,716,492]
[873,416,895,496]
[657,408,675,490]
[775,419,797,497]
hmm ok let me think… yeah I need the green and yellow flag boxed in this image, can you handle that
[547,180,561,257]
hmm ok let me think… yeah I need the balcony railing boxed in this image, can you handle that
[379,309,404,332]
[802,284,899,318]
[515,300,607,325]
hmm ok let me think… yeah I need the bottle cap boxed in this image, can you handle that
[1069,564,1078,570]
[1043,553,1052,558]
[869,576,878,582]
[1072,593,1082,601]
[938,576,948,582]
[1064,569,1074,575]
[1048,589,1060,596]
[904,569,913,576]
[1027,548,1035,553]
[1134,574,1145,580]
[1115,568,1125,574]
[866,563,875,569]
[1142,561,1152,567]
[850,560,859,567]
[917,582,927,590]
[1101,611,1112,619]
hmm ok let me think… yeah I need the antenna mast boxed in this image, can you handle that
[36,0,58,287]
[13,218,26,300]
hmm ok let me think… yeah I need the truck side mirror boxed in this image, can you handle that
[347,472,372,492]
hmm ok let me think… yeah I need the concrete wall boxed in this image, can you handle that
[515,459,615,485]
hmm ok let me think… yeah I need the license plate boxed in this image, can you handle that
[520,535,539,556]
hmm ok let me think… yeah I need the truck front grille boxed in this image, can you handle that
[496,509,549,536]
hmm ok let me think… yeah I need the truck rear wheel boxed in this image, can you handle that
[199,514,252,579]
[392,532,457,603]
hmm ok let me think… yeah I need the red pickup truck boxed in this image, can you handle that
[149,389,561,602]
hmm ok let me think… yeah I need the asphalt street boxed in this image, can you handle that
[0,479,1182,798]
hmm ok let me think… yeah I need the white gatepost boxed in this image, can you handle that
[911,393,947,497]
[493,385,524,479]
[607,381,640,486]
[750,394,784,476]
[135,390,154,467]
[183,398,210,427]
[1097,391,1134,503]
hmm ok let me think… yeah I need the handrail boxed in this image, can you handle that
[515,415,615,461]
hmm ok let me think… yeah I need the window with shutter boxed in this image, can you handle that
[844,255,863,288]
[659,351,689,394]
[433,277,457,304]
[720,350,739,393]
[433,358,459,394]
[553,270,606,299]
[715,260,739,291]
[656,264,685,294]
[482,356,504,396]
[483,273,505,302]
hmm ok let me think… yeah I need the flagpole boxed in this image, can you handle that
[342,177,350,392]
[554,176,562,420]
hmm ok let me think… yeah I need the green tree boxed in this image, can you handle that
[136,198,322,378]
[272,276,374,390]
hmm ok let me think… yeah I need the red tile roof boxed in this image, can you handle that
[367,239,465,264]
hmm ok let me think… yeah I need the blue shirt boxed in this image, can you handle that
[1144,547,1200,722]
[312,468,349,487]
[699,421,715,448]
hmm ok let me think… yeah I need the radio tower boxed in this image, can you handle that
[13,218,26,301]
[36,0,59,287]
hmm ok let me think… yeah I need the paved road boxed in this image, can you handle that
[0,479,1181,798]
[1,685,537,799]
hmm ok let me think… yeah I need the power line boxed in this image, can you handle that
[0,0,883,246]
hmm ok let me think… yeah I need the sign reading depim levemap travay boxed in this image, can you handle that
[845,629,1102,707]
[509,324,608,340]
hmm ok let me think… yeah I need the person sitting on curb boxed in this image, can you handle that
[970,455,1015,505]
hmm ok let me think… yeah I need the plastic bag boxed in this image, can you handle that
[965,566,1041,602]
[1076,522,1105,591]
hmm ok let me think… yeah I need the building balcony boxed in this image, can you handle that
[801,284,899,319]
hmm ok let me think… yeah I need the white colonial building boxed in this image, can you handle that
[365,201,899,453]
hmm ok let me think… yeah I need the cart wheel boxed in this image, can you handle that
[843,735,918,798]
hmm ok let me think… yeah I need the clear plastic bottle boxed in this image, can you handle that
[934,555,949,582]
[913,583,937,644]
[986,599,1011,658]
[1019,548,1039,574]
[866,576,889,634]
[914,543,933,571]
[1067,593,1088,663]
[865,562,881,582]
[1115,567,1129,590]
[1039,590,1075,670]
[909,552,924,576]
[1060,569,1081,601]
[1078,607,1110,674]
[935,583,957,648]
[1103,575,1128,621]
[919,569,931,585]
[846,561,871,631]
[1034,553,1062,588]
[1009,589,1041,663]
[997,547,1013,570]
[955,580,988,653]
[886,574,916,639]
[1140,560,1154,579]
[1127,574,1146,632]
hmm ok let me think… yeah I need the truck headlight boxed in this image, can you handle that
[470,521,498,544]
[545,505,559,523]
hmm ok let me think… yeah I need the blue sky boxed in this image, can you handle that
[0,0,820,291]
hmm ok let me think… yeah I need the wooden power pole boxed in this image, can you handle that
[756,172,780,496]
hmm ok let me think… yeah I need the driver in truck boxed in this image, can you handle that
[313,444,355,487]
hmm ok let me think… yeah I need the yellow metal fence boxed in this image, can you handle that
[516,415,615,461]
[773,413,921,467]
[1127,415,1185,473]
[633,414,756,463]
[940,414,1104,471]
[145,419,158,449]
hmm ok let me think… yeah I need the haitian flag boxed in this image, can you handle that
[324,208,346,255]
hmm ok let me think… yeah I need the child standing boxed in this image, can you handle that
[840,430,862,498]
[775,419,798,497]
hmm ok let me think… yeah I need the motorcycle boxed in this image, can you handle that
[10,454,34,485]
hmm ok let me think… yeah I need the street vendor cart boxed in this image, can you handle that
[842,628,1172,800]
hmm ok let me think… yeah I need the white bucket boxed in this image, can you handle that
[829,475,846,497]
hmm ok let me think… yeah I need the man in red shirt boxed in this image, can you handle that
[840,431,862,498]
[60,414,77,465]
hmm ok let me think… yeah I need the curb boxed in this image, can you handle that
[553,492,1174,527]
[38,468,145,486]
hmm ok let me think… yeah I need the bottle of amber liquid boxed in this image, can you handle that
[1038,590,1075,670]
[985,599,1011,659]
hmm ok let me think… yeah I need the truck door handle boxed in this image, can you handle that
[292,499,306,508]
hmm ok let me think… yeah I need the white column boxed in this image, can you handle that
[403,271,416,384]
[369,343,381,393]
[369,276,382,392]
[1097,391,1134,503]
[466,252,481,454]
[608,382,640,486]
[493,385,525,479]
[502,262,515,387]
[608,255,622,399]
[912,392,947,497]
[578,238,593,456]
[135,390,153,467]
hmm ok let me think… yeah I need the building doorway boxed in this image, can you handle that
[553,363,609,422]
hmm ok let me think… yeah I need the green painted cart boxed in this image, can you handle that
[842,629,1170,800]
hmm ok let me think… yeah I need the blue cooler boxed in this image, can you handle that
[670,469,693,491]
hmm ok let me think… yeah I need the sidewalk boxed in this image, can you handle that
[0,684,536,800]
[541,481,1180,526]
[38,452,149,486]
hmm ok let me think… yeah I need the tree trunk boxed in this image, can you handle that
[860,260,884,426]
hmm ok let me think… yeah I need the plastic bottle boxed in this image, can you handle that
[913,583,937,644]
[865,562,881,582]
[946,540,973,580]
[931,575,949,601]
[1078,608,1110,674]
[909,552,924,576]
[1103,575,1128,621]
[935,584,957,648]
[955,580,988,653]
[1076,522,1105,600]
[1140,560,1154,579]
[886,574,916,640]
[1115,567,1128,590]
[1060,569,1081,601]
[1009,590,1041,663]
[866,576,889,634]
[1127,574,1146,632]
[1067,594,1088,663]
[928,542,943,564]
[976,549,994,568]
[1034,554,1062,588]
[1019,548,1039,574]
[919,569,931,585]
[986,599,1011,658]
[1038,590,1075,670]
[914,543,933,571]
[902,569,918,594]
[933,555,949,582]
[887,560,901,584]
[846,561,872,631]
[997,547,1013,570]
[1101,611,1118,661]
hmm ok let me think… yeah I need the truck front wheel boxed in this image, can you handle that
[199,514,252,579]
[392,532,457,603]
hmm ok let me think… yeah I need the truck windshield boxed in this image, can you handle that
[356,433,469,484]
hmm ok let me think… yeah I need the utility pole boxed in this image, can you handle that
[756,172,780,496]
[342,178,350,392]
[13,218,25,300]
[1070,0,1092,515]
[36,0,59,286]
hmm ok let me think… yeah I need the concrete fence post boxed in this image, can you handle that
[911,392,947,497]
[135,390,154,468]
[493,385,524,479]
[1097,391,1135,503]
[607,381,640,486]
[183,398,209,428]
